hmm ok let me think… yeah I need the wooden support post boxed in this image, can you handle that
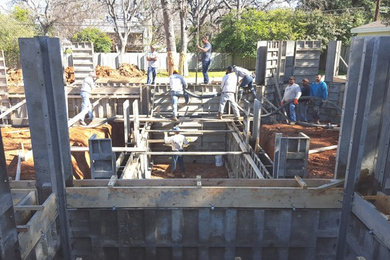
[132,100,140,144]
[244,101,250,144]
[123,100,130,146]
[252,99,262,151]
[294,176,307,189]
[325,41,342,82]
[19,36,72,259]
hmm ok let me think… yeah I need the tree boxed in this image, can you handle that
[102,0,145,55]
[0,7,35,67]
[72,28,113,53]
[18,0,98,36]
[161,0,176,75]
[178,0,189,75]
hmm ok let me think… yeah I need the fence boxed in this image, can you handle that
[64,52,257,72]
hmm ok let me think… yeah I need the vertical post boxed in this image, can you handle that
[123,100,130,147]
[252,99,262,151]
[335,37,380,259]
[325,41,342,82]
[255,41,267,85]
[244,101,250,144]
[273,133,287,178]
[0,132,21,259]
[132,99,140,144]
[19,36,73,259]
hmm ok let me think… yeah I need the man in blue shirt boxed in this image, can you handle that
[196,36,212,84]
[310,74,328,124]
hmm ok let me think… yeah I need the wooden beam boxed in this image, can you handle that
[67,97,104,127]
[294,176,307,189]
[138,117,245,123]
[107,175,118,188]
[14,205,44,211]
[0,99,26,119]
[18,193,58,259]
[66,186,343,208]
[70,146,146,152]
[145,129,234,133]
[145,151,245,156]
[309,145,338,154]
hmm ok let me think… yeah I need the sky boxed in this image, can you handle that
[0,0,13,13]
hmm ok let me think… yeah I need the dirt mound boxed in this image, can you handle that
[7,69,23,84]
[118,63,144,77]
[95,65,120,78]
[64,66,75,84]
[2,125,112,180]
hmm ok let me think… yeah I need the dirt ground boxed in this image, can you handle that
[151,163,228,179]
[1,125,111,180]
[260,123,339,178]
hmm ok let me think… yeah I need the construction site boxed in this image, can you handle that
[0,34,389,260]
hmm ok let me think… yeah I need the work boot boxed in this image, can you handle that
[217,113,222,119]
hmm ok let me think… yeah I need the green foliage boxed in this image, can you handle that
[0,8,35,67]
[72,28,112,53]
[214,8,369,57]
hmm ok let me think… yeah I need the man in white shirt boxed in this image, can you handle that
[217,66,240,120]
[164,126,189,176]
[232,65,256,101]
[169,70,189,121]
[146,46,158,85]
[281,76,301,124]
[80,71,96,125]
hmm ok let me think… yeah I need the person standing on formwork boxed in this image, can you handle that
[281,76,301,124]
[196,36,212,84]
[232,65,256,102]
[297,78,310,122]
[79,71,96,125]
[146,46,158,85]
[217,66,240,120]
[164,126,189,177]
[169,70,189,122]
[310,74,328,125]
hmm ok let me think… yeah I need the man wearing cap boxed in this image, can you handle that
[169,70,189,121]
[196,36,212,84]
[217,66,240,120]
[281,76,301,124]
[80,71,96,125]
[232,65,256,101]
[164,126,189,177]
[297,78,310,122]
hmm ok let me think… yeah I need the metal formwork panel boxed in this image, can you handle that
[89,134,116,179]
[69,208,340,260]
[293,41,321,83]
[71,42,94,86]
[0,50,10,115]
[273,132,310,178]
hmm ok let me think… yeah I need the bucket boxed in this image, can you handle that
[215,155,223,167]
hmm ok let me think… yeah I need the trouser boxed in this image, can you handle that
[287,102,296,122]
[171,91,189,117]
[172,149,184,172]
[297,102,308,122]
[80,91,93,121]
[312,99,322,121]
[202,60,211,84]
[218,92,240,117]
[147,67,157,84]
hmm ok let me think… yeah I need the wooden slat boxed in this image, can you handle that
[14,205,44,211]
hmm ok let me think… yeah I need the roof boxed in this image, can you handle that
[351,21,390,34]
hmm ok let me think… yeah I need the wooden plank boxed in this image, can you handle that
[313,179,344,191]
[352,193,390,247]
[18,193,58,259]
[68,97,103,127]
[309,145,338,155]
[17,225,30,232]
[294,176,307,189]
[145,151,245,156]
[14,205,44,211]
[72,178,333,187]
[66,186,343,208]
[0,99,26,119]
[70,146,146,152]
[107,175,118,188]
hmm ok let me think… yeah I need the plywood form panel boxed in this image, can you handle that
[69,208,340,259]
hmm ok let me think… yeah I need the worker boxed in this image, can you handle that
[169,70,189,121]
[281,76,301,124]
[146,46,158,85]
[80,71,96,125]
[310,74,328,124]
[297,78,310,122]
[164,126,189,177]
[217,66,240,120]
[232,65,256,102]
[196,36,212,84]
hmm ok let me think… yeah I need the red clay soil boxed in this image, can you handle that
[152,163,228,179]
[1,125,112,180]
[260,124,339,178]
